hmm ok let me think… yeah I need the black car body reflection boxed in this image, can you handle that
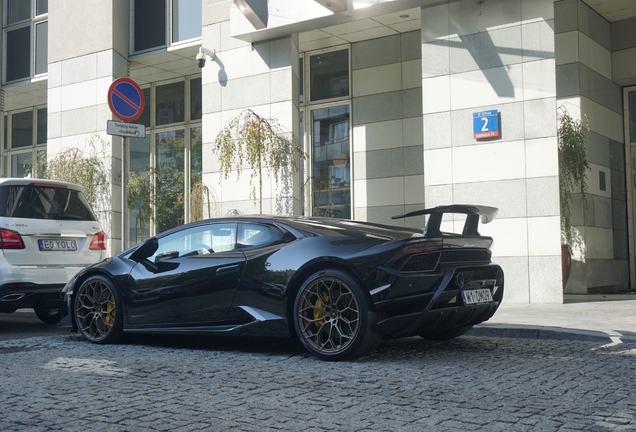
[58,205,504,361]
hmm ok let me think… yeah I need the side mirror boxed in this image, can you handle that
[129,238,159,263]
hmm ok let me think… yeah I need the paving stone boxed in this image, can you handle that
[1,335,635,431]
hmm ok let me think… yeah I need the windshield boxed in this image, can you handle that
[0,184,97,221]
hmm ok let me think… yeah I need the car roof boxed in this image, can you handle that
[197,215,424,239]
[0,177,85,192]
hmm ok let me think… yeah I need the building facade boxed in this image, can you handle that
[1,0,635,303]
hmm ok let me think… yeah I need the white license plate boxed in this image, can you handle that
[38,239,78,251]
[461,288,493,305]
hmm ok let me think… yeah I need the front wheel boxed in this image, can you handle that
[293,269,382,361]
[74,275,123,344]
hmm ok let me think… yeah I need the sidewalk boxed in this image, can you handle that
[472,295,636,343]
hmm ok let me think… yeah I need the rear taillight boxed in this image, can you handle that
[0,228,25,249]
[89,231,107,250]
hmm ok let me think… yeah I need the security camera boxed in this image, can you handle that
[196,51,206,68]
[196,47,215,68]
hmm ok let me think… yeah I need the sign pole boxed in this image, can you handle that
[121,136,127,250]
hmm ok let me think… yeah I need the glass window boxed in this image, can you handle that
[35,0,47,16]
[191,127,202,186]
[630,91,636,143]
[150,223,237,262]
[133,0,166,52]
[137,88,151,128]
[4,115,7,150]
[238,223,276,248]
[299,57,304,105]
[37,108,47,144]
[35,21,47,75]
[12,111,33,148]
[35,149,46,177]
[172,0,201,43]
[10,152,30,177]
[190,78,202,121]
[0,184,96,220]
[128,136,152,246]
[310,105,350,218]
[156,82,185,125]
[310,49,349,102]
[6,26,30,82]
[156,130,185,233]
[6,0,30,25]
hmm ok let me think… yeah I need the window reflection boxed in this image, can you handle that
[311,105,350,218]
[6,27,30,82]
[172,0,201,43]
[156,130,185,233]
[310,50,349,102]
[133,0,166,52]
[156,82,185,125]
[12,111,33,148]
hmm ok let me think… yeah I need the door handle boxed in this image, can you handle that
[216,264,240,275]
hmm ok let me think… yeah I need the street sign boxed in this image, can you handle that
[473,109,500,139]
[107,120,146,138]
[107,78,145,122]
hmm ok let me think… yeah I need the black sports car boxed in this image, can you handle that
[58,205,504,361]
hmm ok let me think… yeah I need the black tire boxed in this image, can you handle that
[74,275,123,344]
[33,306,61,324]
[293,269,382,361]
[421,325,474,341]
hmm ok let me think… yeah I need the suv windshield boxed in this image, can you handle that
[0,184,97,221]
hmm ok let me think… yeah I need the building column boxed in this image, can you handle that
[202,0,301,217]
[420,0,562,303]
[47,0,129,254]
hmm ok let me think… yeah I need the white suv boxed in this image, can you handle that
[0,178,107,323]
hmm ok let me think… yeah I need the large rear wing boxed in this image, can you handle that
[392,204,498,238]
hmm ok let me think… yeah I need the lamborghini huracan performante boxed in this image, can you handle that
[58,205,504,361]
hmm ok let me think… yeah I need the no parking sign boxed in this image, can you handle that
[107,78,145,122]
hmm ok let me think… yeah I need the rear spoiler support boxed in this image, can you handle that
[391,204,498,237]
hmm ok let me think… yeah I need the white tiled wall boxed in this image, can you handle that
[422,0,562,303]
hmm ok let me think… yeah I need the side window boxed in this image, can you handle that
[151,223,237,262]
[238,224,276,248]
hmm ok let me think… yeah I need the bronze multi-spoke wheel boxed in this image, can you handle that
[74,275,122,344]
[293,269,382,361]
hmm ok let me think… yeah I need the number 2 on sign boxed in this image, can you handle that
[481,117,489,132]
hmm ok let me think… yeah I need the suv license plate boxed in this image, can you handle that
[38,239,78,251]
[461,288,493,305]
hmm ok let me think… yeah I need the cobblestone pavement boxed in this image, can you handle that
[1,333,635,432]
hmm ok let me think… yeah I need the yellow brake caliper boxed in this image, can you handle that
[104,295,115,326]
[313,292,330,328]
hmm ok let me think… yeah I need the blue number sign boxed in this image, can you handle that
[473,110,499,139]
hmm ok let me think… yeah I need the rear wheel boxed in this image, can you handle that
[420,325,473,341]
[293,269,382,361]
[33,306,61,324]
[74,275,123,344]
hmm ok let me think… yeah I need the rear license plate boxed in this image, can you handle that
[461,288,493,305]
[38,239,78,251]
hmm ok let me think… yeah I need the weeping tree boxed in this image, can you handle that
[213,109,304,214]
[558,108,590,248]
[126,169,156,244]
[27,135,111,214]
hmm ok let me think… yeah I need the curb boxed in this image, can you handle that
[469,324,636,344]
